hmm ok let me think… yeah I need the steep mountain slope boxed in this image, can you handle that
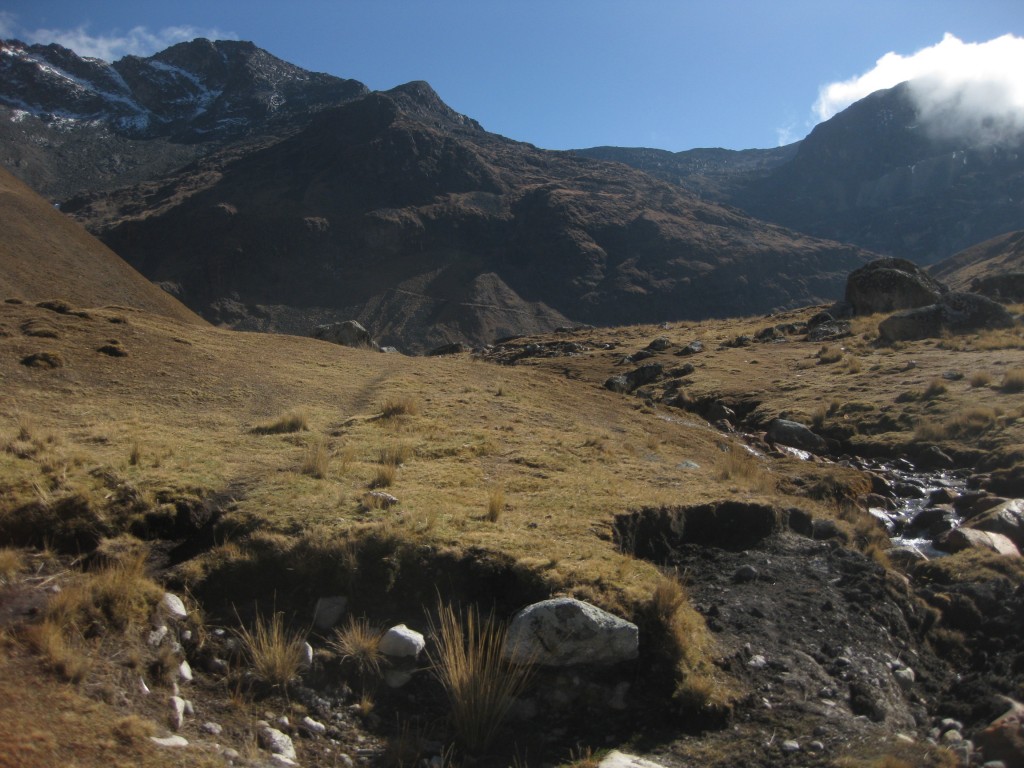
[0,38,367,200]
[930,229,1024,292]
[0,166,202,324]
[66,81,873,351]
[579,83,1024,265]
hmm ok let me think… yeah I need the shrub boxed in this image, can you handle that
[427,601,535,753]
[1002,368,1024,393]
[922,379,947,399]
[301,436,330,478]
[817,345,843,364]
[252,409,309,435]
[235,610,308,689]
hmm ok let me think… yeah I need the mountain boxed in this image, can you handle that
[579,82,1024,265]
[62,79,872,351]
[0,165,202,324]
[0,38,367,200]
[930,229,1024,292]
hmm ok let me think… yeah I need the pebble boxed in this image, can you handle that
[733,564,759,583]
[808,741,825,753]
[201,722,223,735]
[160,592,188,622]
[748,654,768,670]
[148,625,169,647]
[781,740,801,753]
[179,660,193,682]
[301,716,327,735]
[169,696,186,731]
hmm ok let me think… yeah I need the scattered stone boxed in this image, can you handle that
[160,592,188,622]
[201,722,223,735]
[258,725,297,760]
[150,735,189,748]
[766,418,827,454]
[967,500,1024,549]
[379,624,426,658]
[148,625,168,647]
[808,741,825,753]
[504,597,639,666]
[313,596,348,631]
[879,292,1015,341]
[169,695,186,731]
[363,491,399,509]
[733,564,759,583]
[781,740,801,753]
[646,336,671,351]
[976,698,1024,768]
[748,654,768,670]
[934,527,1021,557]
[205,656,229,675]
[597,750,668,768]
[183,699,194,716]
[300,641,314,670]
[301,715,327,735]
[675,340,704,356]
[178,660,193,682]
[893,667,916,690]
[138,676,151,695]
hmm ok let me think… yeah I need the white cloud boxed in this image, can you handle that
[813,33,1024,145]
[0,11,17,39]
[20,23,236,61]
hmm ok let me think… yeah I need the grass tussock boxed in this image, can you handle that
[486,487,505,523]
[915,406,999,442]
[969,370,993,388]
[0,547,25,584]
[381,395,421,419]
[301,435,330,478]
[922,379,947,399]
[428,601,535,753]
[46,554,162,635]
[235,610,308,689]
[111,715,158,746]
[817,345,844,364]
[25,619,91,682]
[371,463,396,488]
[717,446,774,494]
[329,616,385,680]
[379,442,413,467]
[1001,368,1024,393]
[251,409,309,435]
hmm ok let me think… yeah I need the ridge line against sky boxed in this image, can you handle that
[0,2,1021,152]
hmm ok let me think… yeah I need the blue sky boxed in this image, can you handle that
[2,1,1021,151]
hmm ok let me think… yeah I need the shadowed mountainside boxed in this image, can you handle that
[66,81,873,352]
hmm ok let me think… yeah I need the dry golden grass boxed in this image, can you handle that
[817,345,844,364]
[969,370,993,388]
[922,378,947,399]
[379,441,413,467]
[1002,367,1024,393]
[371,463,396,488]
[235,610,308,689]
[380,395,421,419]
[328,616,385,679]
[300,435,330,478]
[427,601,535,753]
[0,547,25,584]
[486,487,505,523]
[45,554,162,636]
[251,408,309,435]
[717,446,775,493]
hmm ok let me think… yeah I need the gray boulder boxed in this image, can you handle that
[845,258,947,315]
[966,499,1024,549]
[604,363,663,394]
[934,527,1021,557]
[972,273,1024,303]
[504,597,638,666]
[879,292,1015,341]
[312,320,379,350]
[766,418,828,454]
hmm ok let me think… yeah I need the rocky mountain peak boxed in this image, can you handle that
[383,80,484,132]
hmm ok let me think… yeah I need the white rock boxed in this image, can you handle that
[183,699,195,716]
[148,625,169,647]
[504,598,639,666]
[201,721,223,735]
[160,592,188,622]
[259,725,297,760]
[379,624,425,658]
[748,654,768,670]
[270,755,299,767]
[300,641,314,670]
[598,750,668,768]
[169,696,186,731]
[313,596,348,631]
[893,667,915,689]
[179,660,193,683]
[301,716,326,735]
[138,676,151,695]
[781,740,801,753]
[150,735,189,748]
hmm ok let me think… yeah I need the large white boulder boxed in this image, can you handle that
[379,624,425,658]
[503,598,638,666]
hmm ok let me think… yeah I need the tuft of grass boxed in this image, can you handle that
[328,616,385,680]
[45,554,162,636]
[817,345,843,364]
[486,487,505,523]
[922,379,947,399]
[128,441,141,466]
[0,548,25,584]
[25,619,91,682]
[427,601,535,754]
[1001,368,1024,393]
[251,409,309,435]
[651,575,686,622]
[235,610,308,689]
[371,464,396,488]
[717,447,774,493]
[379,442,413,467]
[381,396,421,419]
[915,407,999,442]
[301,435,330,478]
[111,715,158,746]
[969,370,993,388]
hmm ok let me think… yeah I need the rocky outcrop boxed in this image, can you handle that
[878,291,1015,341]
[313,320,379,350]
[766,418,828,454]
[972,272,1024,303]
[845,258,947,315]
